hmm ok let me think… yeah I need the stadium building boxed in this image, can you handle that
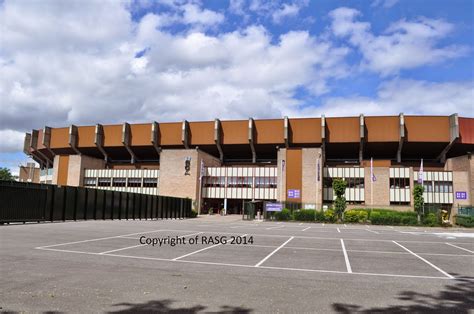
[21,114,473,216]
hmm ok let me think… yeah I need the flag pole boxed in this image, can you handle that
[370,157,374,209]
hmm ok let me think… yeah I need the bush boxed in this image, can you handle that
[315,210,325,222]
[189,210,198,218]
[324,209,336,223]
[368,209,418,225]
[293,209,316,221]
[422,213,438,227]
[344,210,368,223]
[275,208,292,221]
[455,215,474,227]
[343,210,359,223]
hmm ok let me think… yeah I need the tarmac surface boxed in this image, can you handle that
[1,215,473,313]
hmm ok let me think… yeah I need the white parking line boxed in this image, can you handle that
[446,243,474,254]
[172,233,248,261]
[99,232,203,255]
[302,227,311,232]
[35,228,166,249]
[255,237,294,267]
[337,228,341,233]
[340,239,352,273]
[266,226,285,230]
[344,224,347,227]
[366,229,379,234]
[392,241,454,279]
[299,223,303,225]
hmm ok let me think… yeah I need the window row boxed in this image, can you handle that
[203,176,277,188]
[415,181,453,193]
[84,177,158,188]
[390,177,410,189]
[323,177,365,189]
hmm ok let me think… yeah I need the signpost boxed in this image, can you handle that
[265,203,283,212]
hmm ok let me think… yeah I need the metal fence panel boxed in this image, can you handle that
[0,181,192,223]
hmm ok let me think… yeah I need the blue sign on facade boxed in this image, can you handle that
[288,189,300,199]
[455,191,467,200]
[265,203,283,212]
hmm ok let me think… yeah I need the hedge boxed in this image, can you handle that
[455,215,474,227]
[364,209,419,226]
[275,208,292,221]
[293,209,316,221]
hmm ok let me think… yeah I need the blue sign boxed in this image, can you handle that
[288,189,300,199]
[265,203,283,212]
[455,192,467,200]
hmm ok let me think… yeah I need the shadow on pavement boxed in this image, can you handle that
[333,275,474,313]
[108,299,252,313]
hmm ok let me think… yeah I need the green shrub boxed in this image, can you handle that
[357,210,368,222]
[368,209,418,225]
[324,209,336,223]
[422,213,438,226]
[293,209,316,221]
[455,215,474,227]
[315,210,325,222]
[344,210,359,223]
[189,210,198,218]
[275,208,292,221]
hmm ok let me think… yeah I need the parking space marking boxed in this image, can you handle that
[35,228,166,249]
[366,229,379,234]
[302,227,311,232]
[337,228,341,233]
[340,239,352,273]
[299,223,303,225]
[392,241,454,279]
[445,243,474,254]
[266,226,285,230]
[99,232,203,255]
[255,237,294,267]
[172,233,248,260]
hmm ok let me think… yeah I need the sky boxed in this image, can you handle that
[1,0,473,175]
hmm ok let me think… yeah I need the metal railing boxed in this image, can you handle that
[0,181,192,223]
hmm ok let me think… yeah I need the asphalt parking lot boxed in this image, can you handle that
[1,216,473,313]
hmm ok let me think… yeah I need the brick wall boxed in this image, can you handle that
[301,148,322,207]
[364,167,390,207]
[67,155,105,187]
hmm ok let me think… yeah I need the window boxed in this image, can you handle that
[323,177,333,188]
[203,176,225,188]
[84,178,96,187]
[97,177,111,187]
[390,201,410,206]
[434,181,452,193]
[143,178,158,187]
[128,178,142,187]
[390,177,409,189]
[112,178,126,187]
[255,177,276,188]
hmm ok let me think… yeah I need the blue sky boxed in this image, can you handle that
[0,0,473,174]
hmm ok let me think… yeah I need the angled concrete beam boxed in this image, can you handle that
[249,118,256,163]
[359,114,364,164]
[122,122,137,163]
[23,133,31,155]
[214,118,224,163]
[94,124,108,162]
[69,125,81,155]
[182,120,190,149]
[437,113,459,163]
[321,115,326,164]
[43,126,55,158]
[397,113,405,162]
[284,116,289,148]
[151,121,161,157]
[31,129,51,167]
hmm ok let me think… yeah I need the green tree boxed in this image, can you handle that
[413,184,424,223]
[0,167,14,181]
[332,178,347,222]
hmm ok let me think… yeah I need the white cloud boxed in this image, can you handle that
[294,79,474,117]
[181,3,224,26]
[0,0,348,135]
[329,7,469,75]
[0,129,25,153]
[272,3,301,23]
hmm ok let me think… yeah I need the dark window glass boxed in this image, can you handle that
[143,178,157,187]
[98,177,111,187]
[128,178,142,187]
